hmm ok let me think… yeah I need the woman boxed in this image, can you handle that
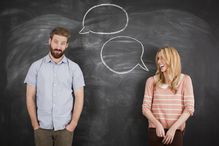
[142,47,194,146]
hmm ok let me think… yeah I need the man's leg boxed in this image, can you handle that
[34,128,53,146]
[54,129,73,146]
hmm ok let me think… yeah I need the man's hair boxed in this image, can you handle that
[50,27,71,42]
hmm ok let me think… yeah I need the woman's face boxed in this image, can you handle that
[157,53,168,72]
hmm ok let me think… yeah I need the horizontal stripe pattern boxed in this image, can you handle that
[142,74,195,130]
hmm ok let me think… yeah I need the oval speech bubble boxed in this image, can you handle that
[79,4,128,35]
[100,36,149,74]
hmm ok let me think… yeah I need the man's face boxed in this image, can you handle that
[49,34,68,59]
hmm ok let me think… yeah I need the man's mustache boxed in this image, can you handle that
[54,49,62,52]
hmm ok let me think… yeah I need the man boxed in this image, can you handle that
[24,27,85,146]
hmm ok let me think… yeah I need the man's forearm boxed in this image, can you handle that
[70,87,84,127]
[26,85,39,129]
[26,97,39,129]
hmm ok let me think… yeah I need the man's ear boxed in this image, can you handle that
[49,38,51,45]
[66,42,69,48]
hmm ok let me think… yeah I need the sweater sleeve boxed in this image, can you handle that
[183,75,195,116]
[142,77,154,111]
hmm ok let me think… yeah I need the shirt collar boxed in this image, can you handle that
[45,54,68,64]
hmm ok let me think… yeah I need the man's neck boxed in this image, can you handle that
[49,53,64,64]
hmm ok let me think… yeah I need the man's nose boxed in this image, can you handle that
[57,43,62,48]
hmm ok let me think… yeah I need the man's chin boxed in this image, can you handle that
[51,53,63,59]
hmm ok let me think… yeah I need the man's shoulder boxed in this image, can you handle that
[30,56,46,68]
[66,58,80,68]
[32,57,44,65]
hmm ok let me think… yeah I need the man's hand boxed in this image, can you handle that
[66,121,78,132]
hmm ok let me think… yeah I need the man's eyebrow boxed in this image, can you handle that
[53,39,67,42]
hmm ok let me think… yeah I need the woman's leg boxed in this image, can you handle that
[148,128,164,146]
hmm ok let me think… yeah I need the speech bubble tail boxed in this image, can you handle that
[79,27,90,34]
[138,60,149,72]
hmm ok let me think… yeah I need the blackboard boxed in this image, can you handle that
[1,0,219,146]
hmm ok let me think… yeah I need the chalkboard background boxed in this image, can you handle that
[0,0,219,146]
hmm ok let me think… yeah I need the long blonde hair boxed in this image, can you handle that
[154,47,181,93]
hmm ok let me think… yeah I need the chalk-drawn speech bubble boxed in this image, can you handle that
[100,36,149,74]
[79,4,128,34]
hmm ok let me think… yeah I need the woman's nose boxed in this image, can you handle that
[157,59,161,64]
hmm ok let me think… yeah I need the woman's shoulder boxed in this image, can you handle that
[147,75,156,81]
[145,76,156,85]
[181,73,192,84]
[181,73,192,79]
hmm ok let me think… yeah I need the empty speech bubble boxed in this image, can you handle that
[79,4,128,35]
[100,36,149,74]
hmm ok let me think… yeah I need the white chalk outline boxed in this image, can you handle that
[100,36,149,74]
[79,3,129,34]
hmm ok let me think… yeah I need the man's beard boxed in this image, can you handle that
[50,45,65,59]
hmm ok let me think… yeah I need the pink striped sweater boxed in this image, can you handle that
[142,74,195,131]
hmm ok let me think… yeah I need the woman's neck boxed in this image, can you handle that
[163,72,171,84]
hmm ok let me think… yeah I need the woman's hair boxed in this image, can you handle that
[50,27,71,42]
[154,47,181,93]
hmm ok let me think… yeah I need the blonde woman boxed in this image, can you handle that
[142,47,194,146]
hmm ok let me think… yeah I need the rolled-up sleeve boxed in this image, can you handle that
[72,64,85,91]
[142,77,154,111]
[183,75,195,116]
[24,63,37,86]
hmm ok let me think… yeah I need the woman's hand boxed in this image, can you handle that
[155,122,165,137]
[162,126,176,144]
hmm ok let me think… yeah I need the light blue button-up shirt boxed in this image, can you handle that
[24,54,85,131]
